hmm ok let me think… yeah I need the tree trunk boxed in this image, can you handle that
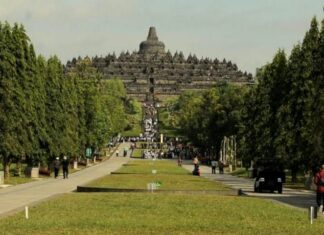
[291,167,298,183]
[3,158,10,180]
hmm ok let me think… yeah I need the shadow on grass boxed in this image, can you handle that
[122,163,140,166]
[76,186,237,195]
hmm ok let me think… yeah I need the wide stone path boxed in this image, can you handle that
[0,143,130,218]
[182,161,316,210]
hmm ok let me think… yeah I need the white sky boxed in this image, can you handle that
[0,0,323,74]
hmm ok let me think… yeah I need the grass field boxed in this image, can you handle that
[2,160,324,234]
[1,193,324,234]
[130,149,143,158]
[86,160,230,191]
[0,164,39,185]
[4,176,36,185]
[121,124,142,137]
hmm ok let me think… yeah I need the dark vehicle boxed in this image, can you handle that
[252,158,285,194]
[254,168,284,193]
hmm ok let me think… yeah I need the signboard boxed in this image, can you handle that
[86,148,92,158]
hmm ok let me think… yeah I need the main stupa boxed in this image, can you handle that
[139,27,165,55]
[67,27,253,101]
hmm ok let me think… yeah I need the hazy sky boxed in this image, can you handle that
[1,0,323,74]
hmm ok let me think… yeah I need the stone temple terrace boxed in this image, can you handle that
[66,27,254,102]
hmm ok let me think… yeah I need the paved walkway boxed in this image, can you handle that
[0,143,131,218]
[182,161,316,210]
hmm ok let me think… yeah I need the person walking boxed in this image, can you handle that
[192,156,200,176]
[314,164,324,214]
[62,156,69,179]
[115,149,119,157]
[178,150,185,166]
[193,156,199,168]
[53,157,60,178]
[211,159,217,174]
[178,156,183,167]
[123,147,128,157]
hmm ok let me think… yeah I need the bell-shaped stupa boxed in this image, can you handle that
[139,27,165,54]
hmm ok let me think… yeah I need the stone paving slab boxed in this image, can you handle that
[0,143,131,218]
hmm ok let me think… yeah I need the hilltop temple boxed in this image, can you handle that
[67,27,253,102]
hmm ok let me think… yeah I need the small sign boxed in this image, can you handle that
[160,134,163,143]
[147,182,162,192]
[86,148,92,158]
[147,183,157,192]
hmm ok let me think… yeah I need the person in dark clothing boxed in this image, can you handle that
[192,156,200,176]
[314,164,324,214]
[53,157,60,178]
[211,159,217,174]
[193,156,199,169]
[219,160,224,174]
[192,164,200,176]
[62,156,69,179]
[123,147,128,157]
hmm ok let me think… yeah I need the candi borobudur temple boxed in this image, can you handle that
[67,27,254,102]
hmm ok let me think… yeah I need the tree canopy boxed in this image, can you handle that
[0,22,129,179]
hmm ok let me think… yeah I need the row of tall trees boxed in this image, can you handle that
[240,17,324,180]
[169,17,323,181]
[168,82,248,158]
[0,22,128,179]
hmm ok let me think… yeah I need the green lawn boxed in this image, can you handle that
[2,160,324,234]
[0,164,38,185]
[115,160,186,175]
[122,106,143,137]
[4,175,36,185]
[130,149,143,158]
[86,160,229,191]
[121,124,142,137]
[0,193,323,234]
[230,167,250,177]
